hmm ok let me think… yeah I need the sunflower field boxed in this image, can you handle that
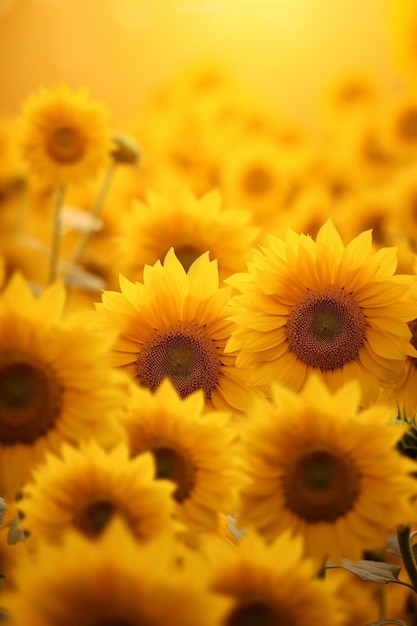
[3,1,417,624]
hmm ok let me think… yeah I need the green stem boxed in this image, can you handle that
[67,163,117,276]
[397,525,417,591]
[48,185,66,285]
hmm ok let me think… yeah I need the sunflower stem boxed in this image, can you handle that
[377,585,386,621]
[67,162,117,276]
[397,525,417,592]
[48,184,66,285]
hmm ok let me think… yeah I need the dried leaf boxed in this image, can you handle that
[366,619,407,626]
[7,516,26,545]
[327,559,402,585]
[61,205,102,234]
[0,499,7,526]
[63,265,106,292]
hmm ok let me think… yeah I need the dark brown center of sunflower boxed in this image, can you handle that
[0,353,62,445]
[226,601,295,626]
[47,125,86,163]
[151,444,195,503]
[285,286,366,371]
[397,108,417,142]
[95,616,144,626]
[74,500,116,537]
[136,321,221,399]
[282,445,361,523]
[242,166,274,196]
[173,245,202,272]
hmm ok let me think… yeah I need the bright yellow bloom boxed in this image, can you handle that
[2,519,231,626]
[237,376,417,563]
[97,248,260,414]
[0,273,128,498]
[121,380,240,532]
[19,83,111,186]
[18,440,175,546]
[117,187,259,284]
[227,219,417,406]
[211,530,345,626]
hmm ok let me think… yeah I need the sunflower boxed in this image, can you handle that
[226,219,417,406]
[117,187,259,284]
[210,529,345,626]
[121,379,240,532]
[18,440,175,546]
[393,317,417,420]
[97,248,259,414]
[0,272,129,498]
[237,376,417,564]
[2,519,231,626]
[19,83,111,186]
[219,137,290,227]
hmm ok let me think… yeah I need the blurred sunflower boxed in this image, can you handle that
[19,83,111,186]
[117,187,259,283]
[18,440,175,546]
[237,376,417,563]
[97,248,259,414]
[219,137,289,227]
[211,530,345,626]
[0,273,128,498]
[121,380,240,532]
[226,219,417,405]
[382,94,417,160]
[2,519,230,626]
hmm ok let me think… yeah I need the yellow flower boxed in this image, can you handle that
[0,273,127,498]
[219,137,289,226]
[18,440,175,546]
[117,187,259,284]
[237,376,417,563]
[121,380,240,532]
[97,248,259,414]
[2,519,231,626]
[227,219,417,406]
[211,530,345,626]
[394,318,417,419]
[19,83,111,186]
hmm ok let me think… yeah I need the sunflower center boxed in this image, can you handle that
[226,601,295,626]
[282,445,361,523]
[136,321,221,399]
[47,125,86,163]
[174,245,202,272]
[285,286,367,371]
[74,499,116,537]
[151,444,195,503]
[242,166,273,196]
[397,109,417,142]
[0,354,62,445]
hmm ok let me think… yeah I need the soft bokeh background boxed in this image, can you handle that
[0,0,410,134]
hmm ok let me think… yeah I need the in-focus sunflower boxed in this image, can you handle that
[211,529,345,626]
[226,219,417,406]
[121,379,240,532]
[0,273,128,498]
[2,519,230,626]
[117,187,259,284]
[237,376,417,563]
[97,248,259,414]
[18,440,175,546]
[19,83,111,186]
